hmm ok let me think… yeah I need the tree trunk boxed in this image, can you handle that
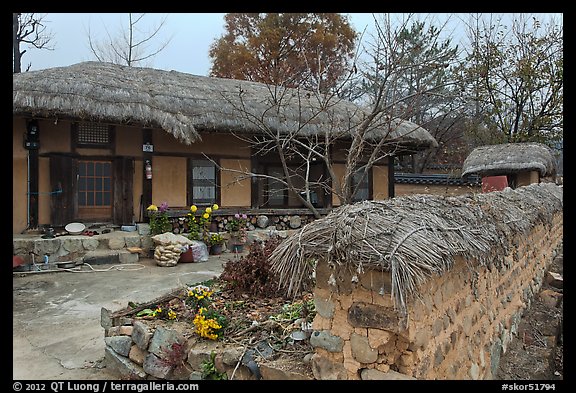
[13,13,21,73]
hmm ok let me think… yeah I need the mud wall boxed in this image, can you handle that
[310,211,563,380]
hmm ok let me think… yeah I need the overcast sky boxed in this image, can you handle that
[21,13,378,76]
[20,13,561,76]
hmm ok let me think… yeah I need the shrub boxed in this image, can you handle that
[219,237,283,298]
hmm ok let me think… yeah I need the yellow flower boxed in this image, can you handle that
[190,205,198,213]
[212,204,219,211]
[205,207,212,214]
[203,213,210,219]
[193,310,222,340]
[147,204,158,211]
[167,310,177,320]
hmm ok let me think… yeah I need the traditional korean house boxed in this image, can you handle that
[13,61,437,234]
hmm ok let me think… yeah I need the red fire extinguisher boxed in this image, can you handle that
[145,160,152,180]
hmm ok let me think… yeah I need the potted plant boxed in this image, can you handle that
[147,202,172,235]
[187,204,219,242]
[227,213,248,252]
[207,232,224,255]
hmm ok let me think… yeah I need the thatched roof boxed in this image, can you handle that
[269,182,563,316]
[13,61,437,151]
[462,142,556,177]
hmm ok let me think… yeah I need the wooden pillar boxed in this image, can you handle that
[250,152,259,209]
[25,119,39,229]
[388,156,395,198]
[142,128,153,221]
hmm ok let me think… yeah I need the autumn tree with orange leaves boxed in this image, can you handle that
[208,13,357,92]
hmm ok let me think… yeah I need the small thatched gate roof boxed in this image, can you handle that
[270,183,563,315]
[13,61,437,151]
[462,142,556,177]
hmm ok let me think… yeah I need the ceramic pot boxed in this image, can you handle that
[210,244,224,255]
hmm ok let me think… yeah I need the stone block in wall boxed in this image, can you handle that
[105,336,133,356]
[314,293,335,319]
[360,368,416,380]
[104,346,146,380]
[399,350,416,367]
[61,238,84,253]
[81,238,99,251]
[101,307,113,331]
[310,330,344,352]
[129,345,147,366]
[106,325,133,336]
[185,337,223,370]
[342,341,362,376]
[433,288,443,310]
[187,348,213,371]
[311,354,348,380]
[539,289,562,308]
[376,335,399,364]
[367,328,393,349]
[143,353,173,379]
[119,250,139,264]
[141,236,154,251]
[350,333,378,363]
[124,235,141,248]
[107,236,126,250]
[374,363,390,373]
[119,325,133,336]
[33,238,60,257]
[132,320,153,350]
[348,302,400,332]
[148,327,185,358]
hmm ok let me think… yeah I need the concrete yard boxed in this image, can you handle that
[13,255,229,380]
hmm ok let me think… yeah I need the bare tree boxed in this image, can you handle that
[86,13,173,67]
[458,13,563,146]
[207,16,454,217]
[203,14,481,217]
[13,13,54,73]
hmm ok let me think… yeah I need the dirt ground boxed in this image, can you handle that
[495,247,563,380]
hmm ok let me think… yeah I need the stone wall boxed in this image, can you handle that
[310,212,563,380]
[12,231,148,268]
[167,213,315,234]
[101,297,312,380]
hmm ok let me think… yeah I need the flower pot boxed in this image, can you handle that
[210,244,224,255]
[231,243,244,253]
[179,248,195,263]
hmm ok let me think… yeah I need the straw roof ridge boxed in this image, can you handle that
[462,142,557,177]
[13,61,437,150]
[269,182,563,316]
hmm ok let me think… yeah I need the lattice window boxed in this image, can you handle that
[77,161,112,207]
[190,159,218,206]
[77,122,111,147]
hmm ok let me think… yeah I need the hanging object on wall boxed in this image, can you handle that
[24,120,40,150]
[145,160,153,180]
